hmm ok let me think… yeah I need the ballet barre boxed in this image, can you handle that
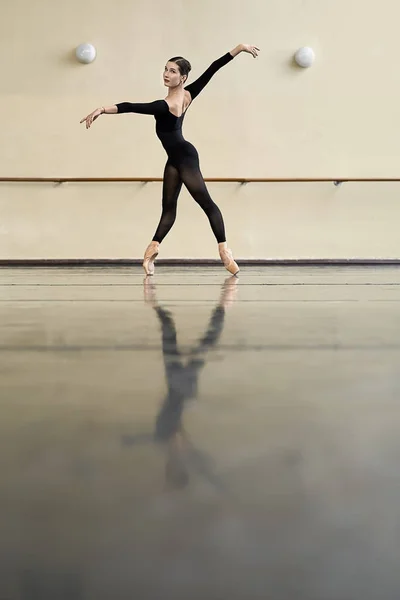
[0,178,400,184]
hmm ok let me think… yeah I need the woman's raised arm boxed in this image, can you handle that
[184,44,260,101]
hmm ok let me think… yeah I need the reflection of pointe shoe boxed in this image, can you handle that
[143,276,157,306]
[218,242,239,276]
[220,275,239,308]
[143,241,159,276]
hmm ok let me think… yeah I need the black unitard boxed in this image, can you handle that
[116,52,234,243]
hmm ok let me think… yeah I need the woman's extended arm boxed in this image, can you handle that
[80,100,166,129]
[184,43,260,101]
[184,53,234,101]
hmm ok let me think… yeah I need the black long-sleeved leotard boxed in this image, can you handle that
[115,52,234,168]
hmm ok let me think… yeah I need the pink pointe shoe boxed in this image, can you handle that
[143,241,159,276]
[218,242,239,276]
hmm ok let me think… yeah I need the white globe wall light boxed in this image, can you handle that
[294,47,315,68]
[76,43,97,64]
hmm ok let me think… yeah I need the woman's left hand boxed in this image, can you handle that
[241,44,260,58]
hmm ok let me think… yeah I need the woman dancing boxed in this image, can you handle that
[80,43,260,276]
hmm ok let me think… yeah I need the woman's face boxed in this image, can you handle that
[163,62,184,88]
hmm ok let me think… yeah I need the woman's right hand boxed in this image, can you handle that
[80,107,103,129]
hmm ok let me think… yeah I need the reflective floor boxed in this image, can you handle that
[2,265,400,600]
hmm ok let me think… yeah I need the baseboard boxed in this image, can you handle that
[1,258,400,267]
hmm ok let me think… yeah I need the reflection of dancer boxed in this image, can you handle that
[80,44,259,276]
[122,277,238,490]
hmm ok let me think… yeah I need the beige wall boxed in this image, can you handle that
[1,0,399,260]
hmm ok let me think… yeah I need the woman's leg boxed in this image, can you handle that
[179,162,239,275]
[179,162,226,243]
[153,160,182,243]
[143,161,182,275]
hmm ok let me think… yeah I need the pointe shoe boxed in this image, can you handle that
[218,242,239,276]
[143,241,159,276]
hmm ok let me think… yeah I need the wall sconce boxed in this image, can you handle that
[294,47,315,68]
[75,43,97,64]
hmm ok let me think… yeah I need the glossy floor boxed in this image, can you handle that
[1,265,400,600]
